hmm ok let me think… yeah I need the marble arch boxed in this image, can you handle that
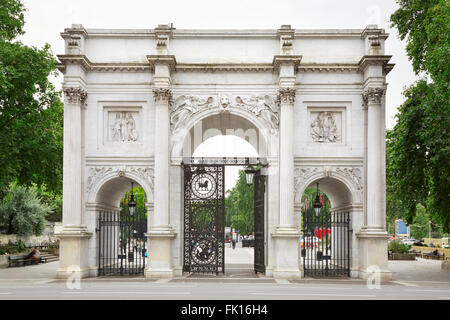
[56,23,394,281]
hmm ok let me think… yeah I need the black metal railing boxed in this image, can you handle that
[302,211,351,277]
[97,210,147,276]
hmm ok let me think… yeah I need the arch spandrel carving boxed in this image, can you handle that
[294,166,363,207]
[86,166,154,204]
[170,94,279,158]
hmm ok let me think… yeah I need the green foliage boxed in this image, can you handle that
[388,240,410,254]
[0,0,63,197]
[0,239,27,255]
[388,0,450,232]
[36,184,62,222]
[0,0,25,41]
[0,182,51,236]
[120,187,148,219]
[226,170,254,235]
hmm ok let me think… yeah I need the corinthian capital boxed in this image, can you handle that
[277,87,296,105]
[362,87,385,106]
[152,88,173,104]
[64,87,87,106]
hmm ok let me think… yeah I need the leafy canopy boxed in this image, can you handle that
[0,0,63,195]
[388,0,450,232]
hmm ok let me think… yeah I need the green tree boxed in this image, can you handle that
[226,170,254,235]
[0,182,51,236]
[0,0,63,196]
[388,0,450,232]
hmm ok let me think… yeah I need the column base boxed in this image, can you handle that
[271,226,302,280]
[55,225,92,279]
[356,229,392,282]
[145,226,177,279]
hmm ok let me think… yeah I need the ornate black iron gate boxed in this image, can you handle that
[183,164,225,274]
[254,169,265,273]
[97,210,147,276]
[302,210,351,277]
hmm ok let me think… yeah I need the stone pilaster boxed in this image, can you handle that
[357,43,392,280]
[145,42,177,278]
[271,35,303,278]
[56,86,92,279]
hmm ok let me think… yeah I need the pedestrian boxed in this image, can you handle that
[231,238,236,250]
[26,247,41,264]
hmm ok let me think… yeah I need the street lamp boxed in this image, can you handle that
[313,183,322,217]
[128,182,137,216]
[245,166,255,186]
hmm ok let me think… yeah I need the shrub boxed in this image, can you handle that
[0,182,52,236]
[389,240,410,254]
[0,240,28,255]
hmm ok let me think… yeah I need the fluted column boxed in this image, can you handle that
[56,86,92,279]
[62,87,86,227]
[363,87,386,230]
[277,87,296,227]
[152,88,172,228]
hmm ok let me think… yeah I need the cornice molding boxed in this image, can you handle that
[56,55,394,75]
[358,55,393,74]
[176,63,273,73]
[272,55,302,73]
[147,55,177,72]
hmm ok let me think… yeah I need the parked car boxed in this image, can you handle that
[442,238,450,248]
[402,239,416,246]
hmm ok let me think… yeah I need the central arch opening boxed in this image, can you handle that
[180,111,270,277]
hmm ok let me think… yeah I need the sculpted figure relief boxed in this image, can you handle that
[111,112,138,142]
[235,95,279,130]
[171,95,215,133]
[311,112,339,143]
[170,94,279,134]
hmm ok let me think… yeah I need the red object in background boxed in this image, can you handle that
[315,228,331,239]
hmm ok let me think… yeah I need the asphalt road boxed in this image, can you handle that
[0,277,449,300]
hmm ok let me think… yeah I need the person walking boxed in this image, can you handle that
[231,238,236,250]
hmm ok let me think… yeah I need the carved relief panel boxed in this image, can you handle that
[308,107,345,144]
[103,107,142,144]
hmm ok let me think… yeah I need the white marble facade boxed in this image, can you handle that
[56,24,394,280]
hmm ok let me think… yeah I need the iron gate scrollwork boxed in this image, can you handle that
[254,169,265,273]
[302,209,351,277]
[183,164,225,274]
[97,209,147,276]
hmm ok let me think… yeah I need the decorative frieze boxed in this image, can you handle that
[170,94,279,134]
[293,166,363,200]
[277,87,296,105]
[171,95,215,133]
[63,87,87,106]
[86,166,154,195]
[235,95,279,130]
[335,167,363,191]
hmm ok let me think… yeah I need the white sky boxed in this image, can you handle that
[18,0,417,190]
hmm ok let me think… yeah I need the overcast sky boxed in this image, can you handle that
[18,0,417,190]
